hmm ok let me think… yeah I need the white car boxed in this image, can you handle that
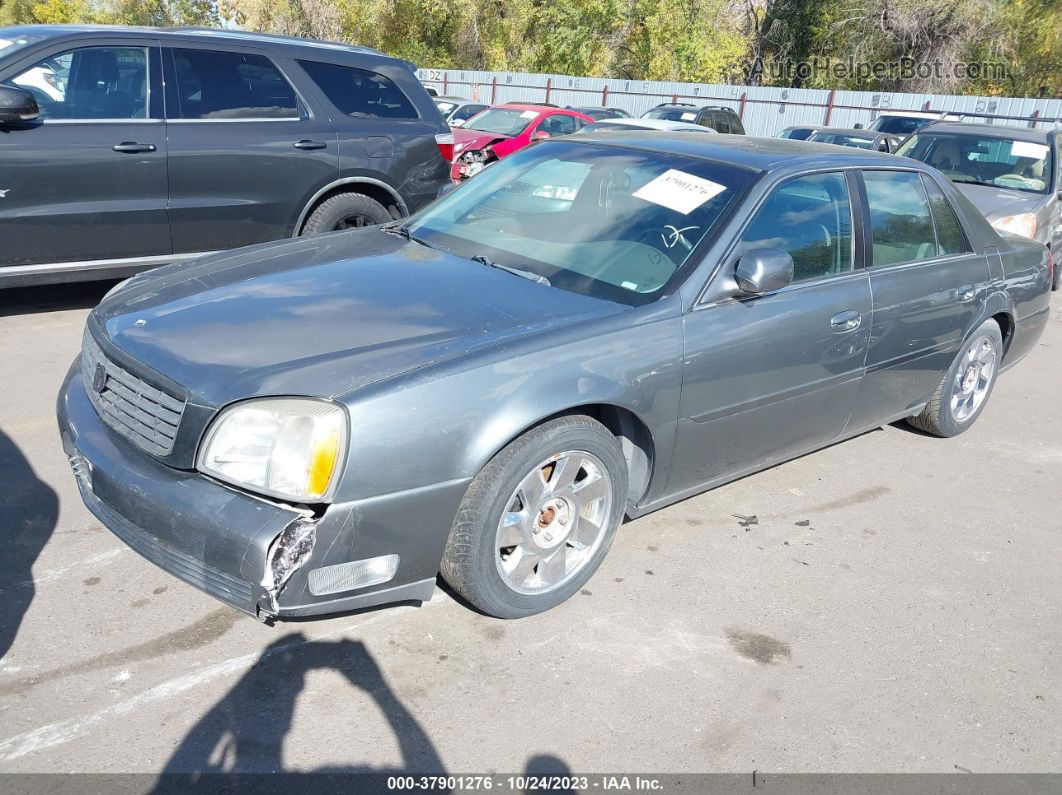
[12,64,64,102]
[579,117,718,134]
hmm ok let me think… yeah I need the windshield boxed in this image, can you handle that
[809,132,874,149]
[0,34,43,59]
[643,107,699,122]
[897,132,1054,194]
[869,116,932,135]
[463,107,538,136]
[434,100,458,115]
[780,128,814,140]
[406,140,754,306]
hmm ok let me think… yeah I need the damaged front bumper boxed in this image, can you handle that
[57,360,468,621]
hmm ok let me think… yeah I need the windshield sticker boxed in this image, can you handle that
[520,110,539,119]
[681,112,697,121]
[1011,141,1048,160]
[633,169,727,214]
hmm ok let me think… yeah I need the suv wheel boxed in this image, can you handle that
[301,192,393,234]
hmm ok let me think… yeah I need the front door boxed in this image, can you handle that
[0,42,168,267]
[669,170,872,493]
[163,45,338,254]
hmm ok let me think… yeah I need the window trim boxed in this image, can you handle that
[163,45,308,123]
[695,166,859,308]
[920,173,974,256]
[858,166,972,271]
[3,42,161,123]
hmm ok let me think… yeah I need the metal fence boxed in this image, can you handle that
[417,68,1062,135]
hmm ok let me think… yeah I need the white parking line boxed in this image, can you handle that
[0,590,448,761]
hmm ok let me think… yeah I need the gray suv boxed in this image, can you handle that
[0,26,453,287]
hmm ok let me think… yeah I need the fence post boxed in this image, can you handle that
[738,91,747,119]
[603,85,609,106]
[921,100,931,112]
[824,89,836,125]
[1029,109,1040,129]
[671,93,678,103]
[443,72,448,94]
[491,76,497,104]
[545,78,552,105]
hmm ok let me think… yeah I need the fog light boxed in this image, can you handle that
[308,554,399,596]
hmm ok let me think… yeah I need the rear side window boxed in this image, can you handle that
[739,171,853,282]
[5,46,148,120]
[922,177,969,256]
[864,170,937,266]
[172,49,298,120]
[299,60,417,119]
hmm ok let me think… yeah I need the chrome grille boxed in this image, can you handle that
[82,329,185,457]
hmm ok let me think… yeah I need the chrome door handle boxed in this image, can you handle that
[957,284,976,301]
[830,310,861,332]
[112,142,156,153]
[293,139,327,150]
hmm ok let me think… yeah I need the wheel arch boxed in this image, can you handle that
[295,177,408,235]
[469,403,658,513]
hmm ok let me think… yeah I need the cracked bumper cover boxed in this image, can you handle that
[57,360,468,618]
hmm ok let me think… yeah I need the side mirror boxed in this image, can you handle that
[734,248,794,294]
[533,130,551,140]
[0,85,39,124]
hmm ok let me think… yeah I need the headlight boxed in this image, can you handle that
[992,213,1037,239]
[197,398,347,502]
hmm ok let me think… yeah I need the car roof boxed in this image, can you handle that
[569,132,913,172]
[1,24,391,58]
[915,121,1052,144]
[589,117,714,132]
[811,127,878,137]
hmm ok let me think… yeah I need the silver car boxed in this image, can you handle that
[897,122,1061,290]
[59,135,1052,621]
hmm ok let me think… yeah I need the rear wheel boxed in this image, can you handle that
[907,319,1003,437]
[301,192,393,235]
[441,415,628,618]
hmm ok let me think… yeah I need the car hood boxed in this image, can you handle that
[453,127,513,151]
[953,182,1048,222]
[93,230,621,407]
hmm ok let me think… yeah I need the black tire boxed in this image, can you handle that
[441,415,628,619]
[300,192,393,234]
[907,318,1003,437]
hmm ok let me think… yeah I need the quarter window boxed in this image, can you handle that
[4,46,149,120]
[172,49,298,120]
[738,172,854,282]
[864,170,937,266]
[298,60,417,119]
[921,177,969,256]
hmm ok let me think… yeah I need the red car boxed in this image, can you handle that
[450,104,594,181]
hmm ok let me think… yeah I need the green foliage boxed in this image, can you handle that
[0,0,1057,97]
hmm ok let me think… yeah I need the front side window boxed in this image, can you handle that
[537,113,579,137]
[172,49,298,120]
[738,172,853,283]
[451,104,486,123]
[4,46,148,120]
[407,140,755,306]
[864,170,937,267]
[922,177,970,256]
[299,60,417,119]
[896,132,1054,194]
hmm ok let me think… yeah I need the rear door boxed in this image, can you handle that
[0,39,168,268]
[669,170,872,493]
[847,169,989,429]
[163,44,338,253]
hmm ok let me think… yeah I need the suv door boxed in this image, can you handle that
[669,170,872,493]
[0,41,168,268]
[163,45,339,253]
[846,169,989,429]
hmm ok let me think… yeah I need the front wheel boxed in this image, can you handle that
[441,415,628,618]
[907,319,1003,437]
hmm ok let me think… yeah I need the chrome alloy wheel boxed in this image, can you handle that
[951,333,998,423]
[495,450,614,595]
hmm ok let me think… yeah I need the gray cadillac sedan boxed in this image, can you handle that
[58,135,1053,620]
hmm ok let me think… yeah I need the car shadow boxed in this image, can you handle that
[0,279,119,319]
[0,429,60,660]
